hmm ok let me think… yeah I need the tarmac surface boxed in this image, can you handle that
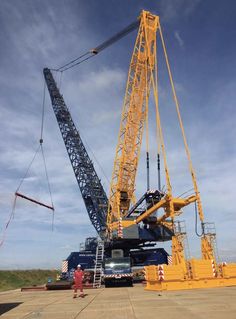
[0,284,236,318]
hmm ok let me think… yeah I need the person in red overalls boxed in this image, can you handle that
[73,264,84,298]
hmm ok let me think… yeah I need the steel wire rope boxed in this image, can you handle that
[40,80,46,143]
[154,38,162,192]
[150,44,172,195]
[14,81,55,234]
[53,19,140,73]
[0,195,17,247]
[52,61,109,223]
[52,69,108,220]
[40,143,55,231]
[158,23,204,222]
[15,79,46,193]
[56,51,91,72]
[79,129,110,188]
[0,143,42,248]
[195,201,203,237]
[176,188,194,199]
[58,54,95,72]
[144,52,150,191]
[58,70,63,90]
[0,85,47,247]
[39,80,55,230]
[15,144,41,193]
[213,229,220,263]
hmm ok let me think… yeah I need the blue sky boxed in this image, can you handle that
[0,0,235,269]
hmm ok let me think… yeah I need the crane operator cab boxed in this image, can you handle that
[103,249,133,287]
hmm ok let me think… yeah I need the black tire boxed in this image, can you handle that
[127,279,133,287]
[104,280,111,288]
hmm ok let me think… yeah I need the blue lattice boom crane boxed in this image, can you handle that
[43,68,108,238]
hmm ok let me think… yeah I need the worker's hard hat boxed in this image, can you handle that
[77,264,81,268]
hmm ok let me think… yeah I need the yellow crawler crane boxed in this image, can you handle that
[107,10,236,290]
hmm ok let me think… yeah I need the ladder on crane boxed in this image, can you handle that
[93,240,104,288]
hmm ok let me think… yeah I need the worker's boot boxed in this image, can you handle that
[73,293,77,299]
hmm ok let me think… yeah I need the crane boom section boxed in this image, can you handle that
[43,68,108,237]
[107,11,159,225]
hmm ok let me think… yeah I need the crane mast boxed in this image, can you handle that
[107,11,159,226]
[43,68,108,238]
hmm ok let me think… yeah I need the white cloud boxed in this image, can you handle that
[159,0,202,22]
[79,68,125,92]
[174,30,184,48]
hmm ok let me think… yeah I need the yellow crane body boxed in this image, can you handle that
[105,10,236,290]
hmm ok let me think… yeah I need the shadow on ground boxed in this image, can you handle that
[0,302,22,315]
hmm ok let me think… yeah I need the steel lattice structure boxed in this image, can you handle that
[107,11,159,226]
[43,68,108,237]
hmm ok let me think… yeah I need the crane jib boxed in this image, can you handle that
[43,68,108,238]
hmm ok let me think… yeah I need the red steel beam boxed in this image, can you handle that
[15,192,54,211]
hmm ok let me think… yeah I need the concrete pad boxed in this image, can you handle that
[78,307,136,319]
[0,285,236,318]
[133,308,199,319]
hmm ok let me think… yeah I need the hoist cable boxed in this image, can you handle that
[145,57,150,191]
[56,51,91,72]
[195,201,203,237]
[0,195,17,248]
[79,130,110,187]
[177,188,194,199]
[40,80,46,142]
[152,73,172,195]
[16,80,47,192]
[58,71,63,90]
[154,41,161,190]
[159,23,204,222]
[40,144,54,209]
[148,32,172,195]
[14,79,55,232]
[55,19,140,72]
[15,144,41,193]
[40,80,55,230]
[39,78,53,208]
[40,144,55,230]
[58,54,95,72]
